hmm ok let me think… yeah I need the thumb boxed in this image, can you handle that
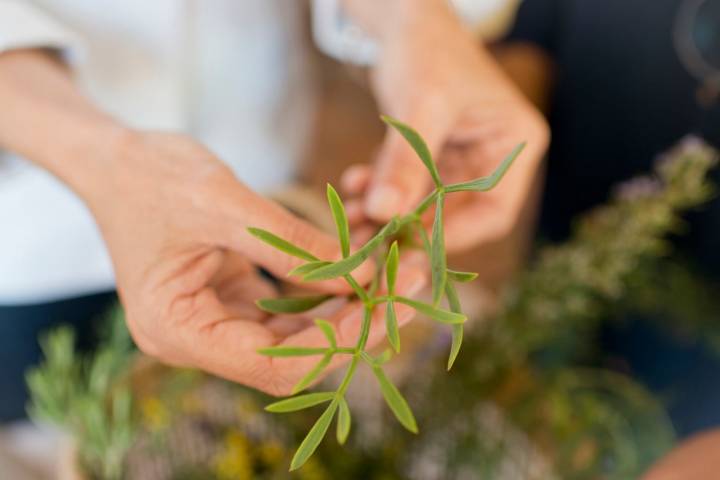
[216,187,373,294]
[365,113,450,222]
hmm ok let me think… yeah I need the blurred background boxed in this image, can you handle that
[2,0,720,478]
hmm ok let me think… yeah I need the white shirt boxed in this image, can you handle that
[0,0,315,303]
[0,0,516,304]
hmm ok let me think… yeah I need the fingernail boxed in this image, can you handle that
[366,186,403,219]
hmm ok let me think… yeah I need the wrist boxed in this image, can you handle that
[54,120,133,205]
[0,50,130,203]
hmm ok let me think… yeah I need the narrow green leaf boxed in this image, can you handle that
[247,227,318,262]
[395,297,466,324]
[361,348,393,366]
[431,194,447,306]
[265,392,335,413]
[381,115,442,188]
[326,184,351,258]
[292,352,333,394]
[257,346,329,357]
[447,269,479,283]
[337,397,351,445]
[360,351,376,365]
[256,295,332,314]
[304,218,400,281]
[385,241,399,295]
[371,365,418,433]
[445,142,525,193]
[290,401,339,471]
[314,319,336,349]
[386,301,400,353]
[414,221,432,255]
[445,281,464,370]
[368,258,382,298]
[376,349,393,365]
[288,261,332,277]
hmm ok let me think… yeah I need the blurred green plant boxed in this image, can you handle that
[249,115,524,470]
[25,136,718,480]
[408,136,716,478]
[26,307,136,480]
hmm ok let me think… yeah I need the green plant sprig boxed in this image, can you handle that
[248,115,525,470]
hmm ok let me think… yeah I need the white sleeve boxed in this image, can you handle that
[0,1,83,62]
[311,0,519,65]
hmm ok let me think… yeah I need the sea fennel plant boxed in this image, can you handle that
[249,116,524,470]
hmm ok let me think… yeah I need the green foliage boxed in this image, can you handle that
[250,115,522,470]
[385,301,400,353]
[302,218,401,281]
[336,398,352,445]
[248,227,319,262]
[26,137,717,480]
[411,137,716,478]
[370,363,419,434]
[257,346,330,357]
[430,193,447,306]
[445,142,526,193]
[445,281,464,371]
[447,269,479,283]
[265,392,335,413]
[288,260,333,277]
[26,306,136,480]
[293,351,334,394]
[290,401,339,471]
[327,183,351,258]
[315,319,337,349]
[256,295,332,314]
[381,115,442,188]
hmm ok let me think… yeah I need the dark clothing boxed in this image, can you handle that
[506,0,720,436]
[0,291,116,422]
[510,0,720,272]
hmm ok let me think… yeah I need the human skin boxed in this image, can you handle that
[341,0,550,253]
[0,49,426,396]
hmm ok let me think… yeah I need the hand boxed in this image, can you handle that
[342,0,549,252]
[0,50,424,396]
[85,131,424,395]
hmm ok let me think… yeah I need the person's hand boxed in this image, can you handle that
[342,0,549,252]
[84,131,424,395]
[0,50,424,396]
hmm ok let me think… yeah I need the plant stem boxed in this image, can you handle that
[332,187,444,403]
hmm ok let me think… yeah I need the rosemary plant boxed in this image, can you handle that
[249,115,525,470]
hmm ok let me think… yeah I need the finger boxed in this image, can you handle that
[213,185,373,293]
[264,315,314,337]
[340,163,371,195]
[352,224,376,246]
[365,110,452,222]
[174,260,424,396]
[344,198,366,226]
[441,134,544,252]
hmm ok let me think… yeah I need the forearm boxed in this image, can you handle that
[0,49,124,201]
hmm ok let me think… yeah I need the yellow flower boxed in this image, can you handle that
[236,397,259,417]
[213,430,253,480]
[257,440,285,466]
[140,396,169,432]
[296,457,328,480]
